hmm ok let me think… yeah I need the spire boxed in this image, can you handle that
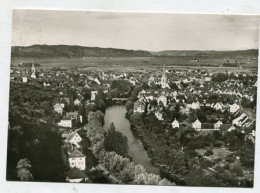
[31,60,36,78]
[163,63,166,75]
[161,63,167,89]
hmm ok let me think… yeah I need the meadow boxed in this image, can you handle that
[11,56,257,73]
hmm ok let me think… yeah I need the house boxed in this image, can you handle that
[232,113,248,126]
[62,131,82,147]
[155,111,163,120]
[148,75,155,85]
[227,125,236,132]
[192,119,201,131]
[157,95,167,106]
[58,118,72,128]
[68,148,86,170]
[229,103,240,114]
[129,79,136,85]
[54,103,65,114]
[214,120,223,130]
[22,76,28,83]
[246,130,255,143]
[213,102,223,111]
[254,80,257,87]
[172,91,178,97]
[133,102,145,113]
[94,77,101,85]
[66,112,79,121]
[187,100,200,109]
[172,119,179,128]
[91,91,98,101]
[205,77,212,82]
[66,167,88,183]
[74,99,81,106]
[191,101,200,109]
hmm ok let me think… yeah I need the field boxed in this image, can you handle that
[196,147,232,161]
[11,56,258,73]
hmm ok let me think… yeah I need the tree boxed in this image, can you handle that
[204,149,214,156]
[111,80,132,96]
[16,158,33,181]
[104,122,129,157]
[159,178,173,186]
[125,101,134,112]
[133,173,161,185]
[95,89,106,112]
[168,149,189,181]
[119,162,136,183]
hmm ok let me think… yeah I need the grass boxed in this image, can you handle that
[196,147,232,161]
[11,57,257,73]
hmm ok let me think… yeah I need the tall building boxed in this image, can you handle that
[161,63,167,88]
[31,61,36,79]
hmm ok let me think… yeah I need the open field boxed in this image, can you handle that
[11,56,258,73]
[196,147,232,161]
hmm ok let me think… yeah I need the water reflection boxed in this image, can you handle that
[103,105,160,175]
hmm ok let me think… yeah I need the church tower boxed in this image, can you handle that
[161,63,167,88]
[31,61,36,78]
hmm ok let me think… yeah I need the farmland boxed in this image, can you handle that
[11,55,257,73]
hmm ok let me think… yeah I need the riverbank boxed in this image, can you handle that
[84,110,174,185]
[128,115,178,184]
[103,105,160,175]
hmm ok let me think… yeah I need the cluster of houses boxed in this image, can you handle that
[133,66,257,143]
[61,130,88,183]
[11,61,257,142]
[53,102,83,128]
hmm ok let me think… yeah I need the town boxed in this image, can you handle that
[7,56,257,187]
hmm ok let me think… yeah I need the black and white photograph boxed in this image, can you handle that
[6,9,259,187]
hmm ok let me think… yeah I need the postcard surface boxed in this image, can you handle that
[7,9,259,187]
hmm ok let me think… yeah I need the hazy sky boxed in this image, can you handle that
[12,10,260,51]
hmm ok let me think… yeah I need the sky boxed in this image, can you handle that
[12,9,260,51]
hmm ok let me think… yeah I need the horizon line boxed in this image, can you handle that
[11,44,259,52]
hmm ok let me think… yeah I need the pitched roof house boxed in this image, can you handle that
[54,103,65,114]
[68,148,86,171]
[66,167,88,183]
[172,119,180,128]
[62,131,82,147]
[192,119,201,131]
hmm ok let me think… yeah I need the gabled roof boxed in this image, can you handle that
[193,119,201,124]
[69,148,85,158]
[220,124,232,131]
[62,131,81,142]
[66,167,87,179]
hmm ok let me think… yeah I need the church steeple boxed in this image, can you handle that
[161,63,167,88]
[31,60,36,78]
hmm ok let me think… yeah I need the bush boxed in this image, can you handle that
[204,150,214,156]
[225,155,236,163]
[200,159,214,169]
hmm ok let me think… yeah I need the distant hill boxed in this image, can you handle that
[152,49,259,58]
[11,45,153,58]
[11,45,258,60]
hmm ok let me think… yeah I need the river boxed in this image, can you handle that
[103,105,160,175]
